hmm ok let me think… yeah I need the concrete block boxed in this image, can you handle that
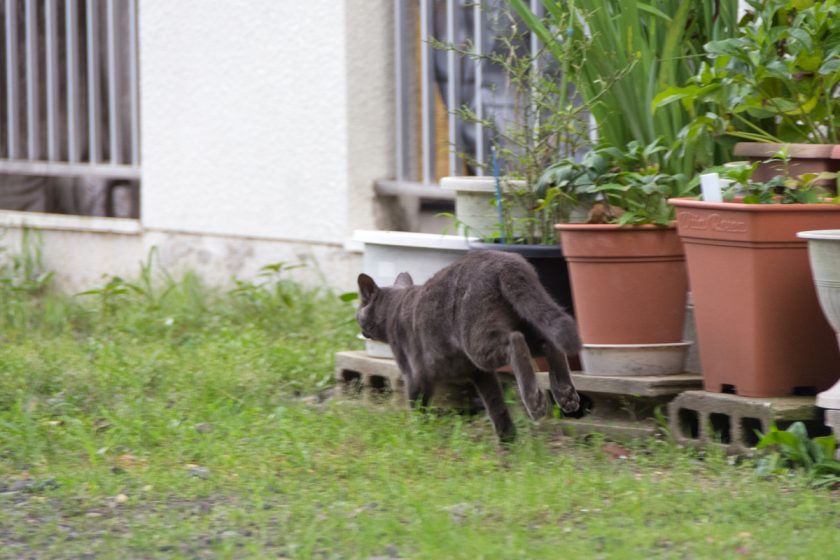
[336,351,703,441]
[334,351,477,410]
[669,390,820,455]
[526,371,702,440]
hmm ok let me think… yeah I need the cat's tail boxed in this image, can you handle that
[499,264,582,355]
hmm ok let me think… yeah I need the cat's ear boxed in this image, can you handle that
[394,272,414,288]
[357,273,378,304]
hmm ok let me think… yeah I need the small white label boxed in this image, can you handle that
[700,173,723,203]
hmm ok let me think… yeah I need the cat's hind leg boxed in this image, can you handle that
[543,341,580,415]
[469,370,516,443]
[508,331,548,421]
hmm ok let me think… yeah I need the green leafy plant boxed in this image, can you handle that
[755,421,840,488]
[655,0,840,146]
[512,0,740,177]
[0,228,54,296]
[77,275,140,317]
[537,138,690,225]
[705,148,839,204]
[230,261,308,309]
[431,3,596,244]
[77,248,176,317]
[0,229,56,331]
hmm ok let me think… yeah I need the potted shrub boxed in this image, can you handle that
[655,0,840,181]
[508,1,738,375]
[553,139,694,375]
[670,160,840,397]
[513,0,740,178]
[436,4,594,313]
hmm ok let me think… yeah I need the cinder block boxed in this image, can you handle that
[336,351,703,441]
[335,351,404,406]
[525,371,702,440]
[334,351,476,410]
[669,390,819,455]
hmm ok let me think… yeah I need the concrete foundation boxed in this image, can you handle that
[669,390,820,455]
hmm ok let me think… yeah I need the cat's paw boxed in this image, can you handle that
[524,390,548,421]
[554,385,580,414]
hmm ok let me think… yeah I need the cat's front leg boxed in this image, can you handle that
[406,377,434,409]
[396,356,433,409]
[393,352,423,408]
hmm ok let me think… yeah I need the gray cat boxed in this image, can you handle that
[356,250,581,442]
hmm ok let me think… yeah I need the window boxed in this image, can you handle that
[0,0,139,218]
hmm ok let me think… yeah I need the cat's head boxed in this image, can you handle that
[356,272,414,342]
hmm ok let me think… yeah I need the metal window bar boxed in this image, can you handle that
[394,0,409,183]
[5,0,19,160]
[0,0,140,181]
[418,0,436,184]
[24,0,39,160]
[445,0,460,176]
[66,0,80,162]
[472,0,483,170]
[383,1,578,200]
[390,0,528,189]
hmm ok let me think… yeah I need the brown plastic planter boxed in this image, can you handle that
[733,143,840,185]
[670,197,840,397]
[554,224,688,345]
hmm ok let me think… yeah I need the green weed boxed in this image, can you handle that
[756,421,840,488]
[0,243,838,558]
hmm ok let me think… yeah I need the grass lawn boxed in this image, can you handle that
[0,255,838,559]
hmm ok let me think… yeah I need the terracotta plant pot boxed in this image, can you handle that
[670,198,840,397]
[733,143,840,185]
[554,224,688,345]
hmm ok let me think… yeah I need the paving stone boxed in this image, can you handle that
[669,390,820,455]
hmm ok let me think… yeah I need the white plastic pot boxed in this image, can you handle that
[352,230,473,359]
[441,176,526,239]
[357,334,394,359]
[797,230,840,409]
[352,230,472,286]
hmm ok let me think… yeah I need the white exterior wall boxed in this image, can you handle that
[0,1,393,293]
[140,0,353,244]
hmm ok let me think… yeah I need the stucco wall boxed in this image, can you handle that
[139,1,390,246]
[0,211,360,294]
[0,2,392,295]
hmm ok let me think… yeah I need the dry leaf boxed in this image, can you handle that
[601,442,630,460]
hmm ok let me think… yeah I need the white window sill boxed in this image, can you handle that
[0,210,141,235]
